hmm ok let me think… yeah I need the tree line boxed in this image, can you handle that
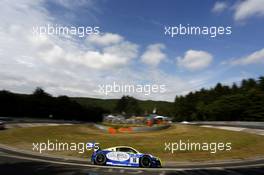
[174,77,264,121]
[0,88,105,122]
[1,76,264,122]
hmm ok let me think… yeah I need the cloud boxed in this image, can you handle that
[0,0,222,102]
[33,34,138,70]
[52,0,95,9]
[229,48,264,65]
[141,43,166,66]
[234,0,264,21]
[86,33,124,46]
[177,50,213,71]
[212,1,228,13]
[0,1,139,94]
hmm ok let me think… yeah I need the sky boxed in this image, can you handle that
[0,0,264,101]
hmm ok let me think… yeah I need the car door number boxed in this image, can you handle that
[130,157,139,164]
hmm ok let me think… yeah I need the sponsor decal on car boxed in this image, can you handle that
[106,152,130,162]
[129,156,139,164]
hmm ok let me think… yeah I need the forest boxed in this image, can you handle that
[174,76,264,121]
[0,76,263,121]
[0,88,105,122]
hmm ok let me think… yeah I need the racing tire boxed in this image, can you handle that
[94,153,107,165]
[140,155,152,168]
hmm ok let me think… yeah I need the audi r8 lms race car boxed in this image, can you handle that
[91,146,161,168]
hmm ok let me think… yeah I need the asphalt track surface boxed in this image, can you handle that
[0,120,264,174]
[0,151,264,175]
[1,147,264,175]
[1,143,264,174]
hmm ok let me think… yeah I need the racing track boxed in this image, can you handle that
[0,120,264,174]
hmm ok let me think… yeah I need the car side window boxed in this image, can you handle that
[117,147,137,154]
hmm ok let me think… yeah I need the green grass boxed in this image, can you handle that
[0,124,264,162]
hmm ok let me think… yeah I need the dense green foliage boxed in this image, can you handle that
[0,88,105,122]
[174,77,264,121]
[114,96,142,115]
[1,76,264,121]
[72,97,174,116]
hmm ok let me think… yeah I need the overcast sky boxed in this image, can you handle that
[0,0,264,101]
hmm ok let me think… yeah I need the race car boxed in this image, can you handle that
[91,146,161,168]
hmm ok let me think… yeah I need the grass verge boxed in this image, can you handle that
[0,124,263,162]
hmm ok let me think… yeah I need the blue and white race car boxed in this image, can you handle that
[91,146,161,168]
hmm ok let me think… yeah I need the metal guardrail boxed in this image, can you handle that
[188,121,264,129]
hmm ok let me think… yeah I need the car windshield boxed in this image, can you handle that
[116,147,138,154]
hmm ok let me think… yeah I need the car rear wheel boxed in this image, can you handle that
[94,153,106,165]
[140,155,152,168]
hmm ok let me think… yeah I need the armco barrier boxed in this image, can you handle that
[190,121,264,129]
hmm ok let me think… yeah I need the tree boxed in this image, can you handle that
[115,96,142,115]
[0,88,105,122]
[241,78,257,90]
[33,87,51,97]
[258,76,264,91]
[202,94,248,121]
[173,76,264,121]
[231,83,239,93]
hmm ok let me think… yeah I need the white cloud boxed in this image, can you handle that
[33,34,138,70]
[230,48,264,65]
[86,33,124,46]
[212,1,228,13]
[53,0,95,9]
[234,0,264,21]
[141,43,166,66]
[103,41,138,61]
[177,50,213,71]
[0,1,139,93]
[0,0,221,102]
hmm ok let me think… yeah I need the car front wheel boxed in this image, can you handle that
[94,153,106,165]
[140,155,152,168]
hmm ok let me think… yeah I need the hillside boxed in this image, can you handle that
[71,97,174,116]
[0,89,104,122]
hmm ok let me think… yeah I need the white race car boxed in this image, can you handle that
[91,146,161,168]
